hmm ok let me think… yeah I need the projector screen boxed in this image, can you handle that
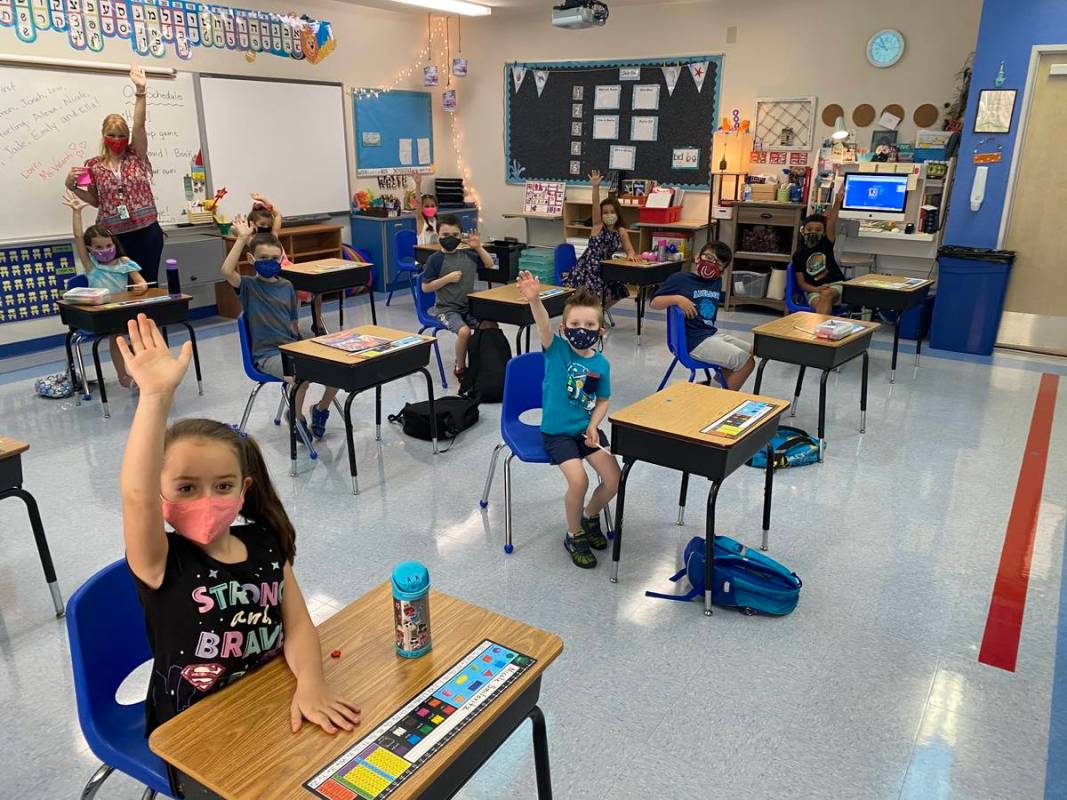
[199,76,350,217]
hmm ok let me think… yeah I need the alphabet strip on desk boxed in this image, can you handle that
[0,0,335,63]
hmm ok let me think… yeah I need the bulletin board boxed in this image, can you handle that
[505,55,722,188]
[353,90,435,176]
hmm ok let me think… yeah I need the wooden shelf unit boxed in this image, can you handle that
[725,201,805,313]
[215,224,344,319]
[561,198,711,259]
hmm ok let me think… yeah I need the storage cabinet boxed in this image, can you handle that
[725,201,804,312]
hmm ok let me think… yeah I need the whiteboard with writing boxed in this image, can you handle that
[0,67,202,243]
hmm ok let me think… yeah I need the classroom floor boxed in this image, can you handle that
[1,292,1065,800]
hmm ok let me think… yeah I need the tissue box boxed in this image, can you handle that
[62,287,110,305]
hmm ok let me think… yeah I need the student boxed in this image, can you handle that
[248,192,283,238]
[792,195,845,315]
[116,314,360,760]
[649,241,755,391]
[222,215,338,440]
[412,175,439,245]
[565,170,638,308]
[420,215,494,377]
[63,190,148,388]
[516,270,621,569]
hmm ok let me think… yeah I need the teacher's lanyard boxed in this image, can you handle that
[109,157,131,220]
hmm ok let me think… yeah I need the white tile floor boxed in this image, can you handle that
[1,292,1065,799]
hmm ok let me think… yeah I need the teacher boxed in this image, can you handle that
[64,65,165,285]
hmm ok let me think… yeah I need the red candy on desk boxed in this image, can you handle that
[330,649,341,659]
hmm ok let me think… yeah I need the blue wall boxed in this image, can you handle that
[944,0,1067,249]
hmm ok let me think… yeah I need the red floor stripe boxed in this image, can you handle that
[979,373,1060,672]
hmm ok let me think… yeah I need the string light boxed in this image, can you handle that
[351,15,448,98]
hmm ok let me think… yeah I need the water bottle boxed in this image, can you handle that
[166,258,181,295]
[392,561,432,658]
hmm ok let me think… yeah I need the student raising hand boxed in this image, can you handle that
[516,269,541,302]
[589,170,602,187]
[230,213,254,240]
[116,314,193,397]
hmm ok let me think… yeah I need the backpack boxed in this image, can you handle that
[746,425,820,470]
[35,372,75,399]
[645,536,802,616]
[459,328,512,403]
[389,395,480,449]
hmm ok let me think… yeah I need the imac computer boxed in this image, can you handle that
[839,172,909,222]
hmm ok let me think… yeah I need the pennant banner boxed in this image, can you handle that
[533,69,548,97]
[662,65,681,96]
[512,65,527,92]
[688,61,709,93]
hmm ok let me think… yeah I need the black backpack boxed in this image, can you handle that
[459,327,512,403]
[389,395,480,447]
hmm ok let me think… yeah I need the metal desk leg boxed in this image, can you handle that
[704,481,721,616]
[791,366,806,417]
[609,459,635,584]
[288,381,300,477]
[420,368,439,454]
[677,472,689,526]
[762,445,774,551]
[529,705,553,800]
[337,292,344,331]
[914,319,923,367]
[514,327,525,356]
[368,286,378,325]
[375,386,382,441]
[753,357,769,394]
[0,487,65,617]
[636,286,644,345]
[818,369,830,462]
[890,315,901,384]
[343,391,360,494]
[525,326,531,354]
[181,322,204,396]
[90,336,109,419]
[860,351,869,433]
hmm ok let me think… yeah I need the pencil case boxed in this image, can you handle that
[62,287,111,305]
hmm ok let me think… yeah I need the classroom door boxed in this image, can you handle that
[998,52,1067,356]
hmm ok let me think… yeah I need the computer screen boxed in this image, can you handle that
[840,173,909,216]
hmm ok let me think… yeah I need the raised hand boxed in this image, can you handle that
[130,64,147,91]
[231,214,254,240]
[516,270,540,302]
[589,170,602,187]
[467,230,482,250]
[250,192,273,210]
[62,190,89,212]
[116,314,192,398]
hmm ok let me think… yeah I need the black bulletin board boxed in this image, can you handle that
[505,56,722,189]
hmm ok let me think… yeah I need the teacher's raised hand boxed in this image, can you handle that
[130,64,147,92]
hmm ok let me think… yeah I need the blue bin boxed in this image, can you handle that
[930,246,1014,355]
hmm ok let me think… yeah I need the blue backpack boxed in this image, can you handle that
[746,425,820,470]
[645,536,802,615]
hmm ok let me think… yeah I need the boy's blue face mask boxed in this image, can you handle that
[562,326,601,351]
[254,259,281,279]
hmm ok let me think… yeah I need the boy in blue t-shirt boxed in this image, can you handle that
[650,241,755,391]
[516,270,621,569]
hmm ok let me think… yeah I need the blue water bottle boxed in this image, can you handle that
[392,561,432,658]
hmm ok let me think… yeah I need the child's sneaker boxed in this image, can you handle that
[310,405,330,439]
[564,531,597,569]
[581,514,608,550]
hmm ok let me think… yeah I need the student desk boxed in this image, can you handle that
[281,257,377,336]
[0,437,64,617]
[58,289,204,419]
[608,383,789,615]
[598,258,685,344]
[149,583,563,800]
[467,284,573,355]
[415,243,507,286]
[280,325,438,494]
[751,312,879,461]
[841,274,933,383]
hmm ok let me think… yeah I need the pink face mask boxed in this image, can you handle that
[161,493,244,545]
[423,207,437,218]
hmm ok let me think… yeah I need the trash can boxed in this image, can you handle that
[483,239,526,284]
[930,246,1015,355]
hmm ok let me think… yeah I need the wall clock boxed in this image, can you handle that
[867,29,905,68]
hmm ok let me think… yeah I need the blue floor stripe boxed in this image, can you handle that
[1046,508,1067,800]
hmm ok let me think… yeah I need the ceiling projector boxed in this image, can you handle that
[552,0,609,29]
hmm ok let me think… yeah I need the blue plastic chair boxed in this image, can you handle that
[553,243,576,286]
[413,278,450,389]
[479,352,614,554]
[66,560,174,799]
[236,313,318,458]
[387,229,419,306]
[785,264,848,315]
[657,305,728,391]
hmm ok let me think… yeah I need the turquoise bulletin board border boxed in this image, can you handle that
[353,90,434,176]
[504,54,723,189]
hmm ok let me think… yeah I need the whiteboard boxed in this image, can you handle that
[199,77,350,217]
[0,67,203,243]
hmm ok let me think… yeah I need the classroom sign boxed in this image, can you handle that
[0,0,336,63]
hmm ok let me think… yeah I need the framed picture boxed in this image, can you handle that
[870,129,898,149]
[974,89,1017,134]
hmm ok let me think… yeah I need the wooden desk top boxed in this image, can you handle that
[467,283,572,306]
[752,312,880,348]
[280,325,431,364]
[600,257,688,269]
[281,258,369,275]
[150,584,563,800]
[844,273,934,292]
[610,382,789,448]
[57,288,191,312]
[0,436,29,461]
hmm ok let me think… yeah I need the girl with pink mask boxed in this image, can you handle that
[118,314,360,781]
[412,172,439,245]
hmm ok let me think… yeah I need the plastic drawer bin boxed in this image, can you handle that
[732,270,770,298]
[930,246,1015,355]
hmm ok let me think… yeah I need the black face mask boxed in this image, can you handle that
[803,232,823,248]
[256,225,272,234]
[439,235,461,252]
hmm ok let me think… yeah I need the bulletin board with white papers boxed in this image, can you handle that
[353,90,435,176]
[505,55,721,188]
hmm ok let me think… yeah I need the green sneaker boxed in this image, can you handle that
[581,514,608,550]
[564,532,597,569]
